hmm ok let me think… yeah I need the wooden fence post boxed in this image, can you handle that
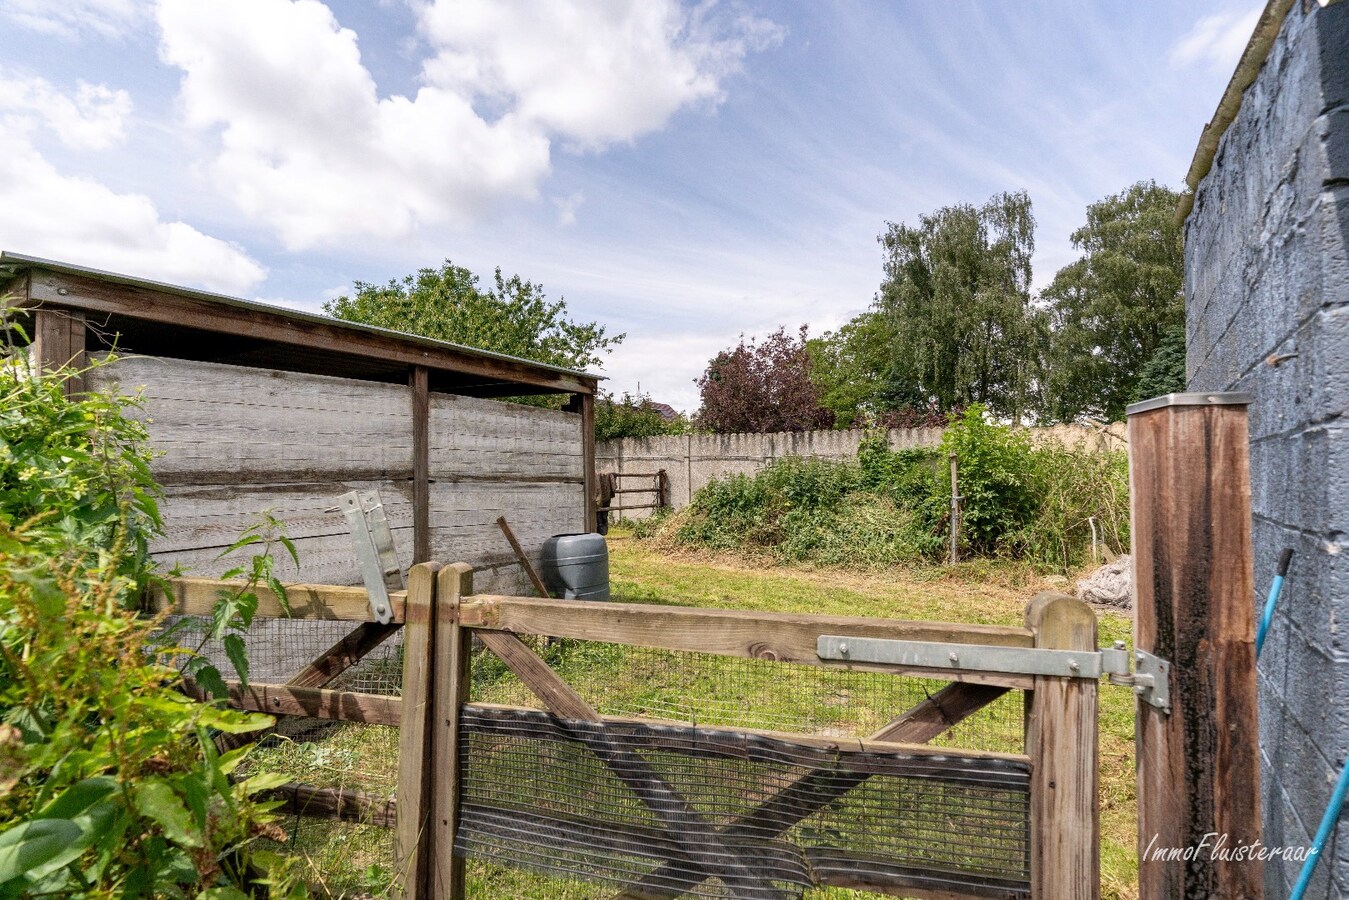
[433,563,474,900]
[1025,592,1099,900]
[395,561,441,900]
[1127,393,1262,898]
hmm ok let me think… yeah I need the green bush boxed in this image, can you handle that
[0,325,307,897]
[665,405,1129,573]
[934,407,1040,555]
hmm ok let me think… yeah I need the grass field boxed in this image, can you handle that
[250,529,1138,899]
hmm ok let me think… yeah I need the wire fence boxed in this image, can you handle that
[172,613,1029,898]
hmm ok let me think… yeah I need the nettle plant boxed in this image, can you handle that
[0,312,307,898]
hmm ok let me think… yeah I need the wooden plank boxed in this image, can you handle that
[429,390,583,481]
[411,366,430,564]
[395,562,441,900]
[462,699,1026,766]
[1024,593,1098,900]
[150,576,403,622]
[615,682,1014,900]
[215,621,401,752]
[287,622,401,688]
[86,354,415,484]
[1128,399,1262,899]
[208,681,401,725]
[476,631,596,720]
[872,682,1010,744]
[433,564,474,900]
[267,783,397,829]
[496,516,550,598]
[475,630,789,900]
[27,268,596,395]
[33,307,85,394]
[457,595,1035,685]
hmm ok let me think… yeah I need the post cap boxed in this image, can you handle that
[1125,392,1253,416]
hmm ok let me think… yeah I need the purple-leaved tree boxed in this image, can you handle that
[695,325,835,433]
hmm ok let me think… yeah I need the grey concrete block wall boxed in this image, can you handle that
[1184,3,1349,895]
[597,423,1125,519]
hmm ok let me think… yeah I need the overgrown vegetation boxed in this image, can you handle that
[660,406,1127,573]
[594,389,689,441]
[0,321,306,897]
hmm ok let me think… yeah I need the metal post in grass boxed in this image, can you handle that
[948,453,961,564]
[1127,393,1261,899]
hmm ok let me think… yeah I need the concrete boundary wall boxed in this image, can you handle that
[598,424,1125,518]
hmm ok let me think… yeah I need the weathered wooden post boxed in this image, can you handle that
[32,307,86,394]
[1127,393,1262,899]
[395,561,442,900]
[1025,592,1100,899]
[433,563,474,900]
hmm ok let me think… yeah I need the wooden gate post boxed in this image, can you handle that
[1025,592,1099,900]
[395,561,442,900]
[433,563,474,900]
[1127,393,1262,899]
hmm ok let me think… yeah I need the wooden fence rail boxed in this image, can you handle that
[154,570,1099,900]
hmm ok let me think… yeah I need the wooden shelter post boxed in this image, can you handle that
[566,392,597,531]
[32,307,86,395]
[409,365,430,563]
[1127,393,1261,898]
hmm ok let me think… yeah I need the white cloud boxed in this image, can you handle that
[0,75,131,149]
[552,191,585,226]
[0,127,266,294]
[416,0,782,149]
[155,0,778,249]
[1169,6,1262,74]
[0,0,144,39]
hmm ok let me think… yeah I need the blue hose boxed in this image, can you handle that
[1257,548,1294,658]
[1289,760,1349,899]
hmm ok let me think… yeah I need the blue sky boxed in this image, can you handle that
[1,0,1261,410]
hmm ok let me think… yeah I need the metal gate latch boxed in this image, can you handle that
[817,635,1172,713]
[336,490,404,623]
[1100,641,1171,713]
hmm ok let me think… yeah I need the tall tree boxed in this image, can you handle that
[1041,181,1184,422]
[875,190,1037,420]
[697,326,834,433]
[324,260,621,372]
[806,312,892,428]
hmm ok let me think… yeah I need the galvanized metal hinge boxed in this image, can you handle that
[816,635,1171,713]
[1100,641,1171,713]
[337,490,404,623]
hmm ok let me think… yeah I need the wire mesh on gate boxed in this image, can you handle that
[166,615,1031,898]
[456,705,1030,899]
[461,638,1030,899]
[165,614,404,894]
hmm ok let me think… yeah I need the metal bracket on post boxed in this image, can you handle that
[816,635,1172,712]
[1102,640,1171,713]
[338,490,404,623]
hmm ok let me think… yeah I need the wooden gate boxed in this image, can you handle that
[155,569,1100,899]
[420,568,1097,898]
